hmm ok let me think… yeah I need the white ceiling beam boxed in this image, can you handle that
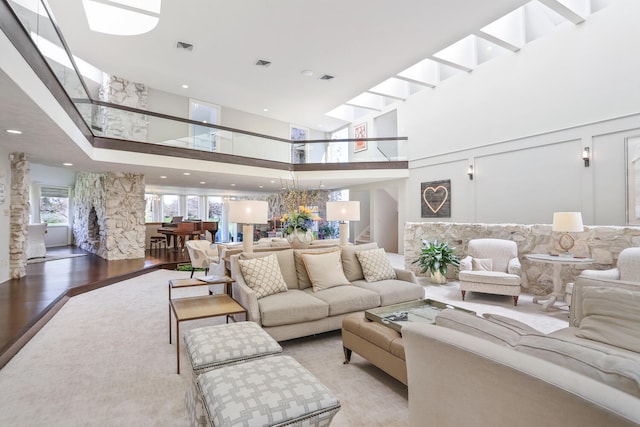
[366,90,406,101]
[344,102,381,112]
[394,75,436,88]
[537,0,586,24]
[428,56,473,73]
[474,31,520,52]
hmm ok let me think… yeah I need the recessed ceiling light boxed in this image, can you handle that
[270,180,275,183]
[62,162,73,166]
[301,69,313,77]
[200,181,206,184]
[160,175,167,179]
[183,172,191,175]
[259,185,264,188]
[230,183,236,187]
[181,84,189,89]
[6,129,22,134]
[263,108,269,112]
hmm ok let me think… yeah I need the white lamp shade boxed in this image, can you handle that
[326,201,360,222]
[228,200,268,224]
[552,212,584,232]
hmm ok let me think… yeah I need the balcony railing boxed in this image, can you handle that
[4,0,408,168]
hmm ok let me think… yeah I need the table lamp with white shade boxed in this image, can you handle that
[228,200,269,253]
[326,201,360,246]
[552,212,584,255]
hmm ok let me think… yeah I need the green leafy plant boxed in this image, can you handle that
[412,239,460,276]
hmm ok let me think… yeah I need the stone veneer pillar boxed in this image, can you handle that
[404,222,640,296]
[9,152,29,278]
[73,172,146,260]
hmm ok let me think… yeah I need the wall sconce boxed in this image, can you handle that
[582,147,590,167]
[467,165,474,180]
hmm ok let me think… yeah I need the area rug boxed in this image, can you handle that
[26,253,88,264]
[0,268,569,426]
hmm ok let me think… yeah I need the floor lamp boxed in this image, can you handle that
[228,200,269,253]
[326,201,360,246]
[552,212,584,256]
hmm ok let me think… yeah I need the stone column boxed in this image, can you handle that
[9,152,30,278]
[96,75,149,141]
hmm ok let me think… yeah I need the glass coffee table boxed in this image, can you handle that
[365,299,475,333]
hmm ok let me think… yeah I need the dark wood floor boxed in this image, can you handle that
[0,246,191,369]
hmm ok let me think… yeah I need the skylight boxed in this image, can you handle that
[326,0,613,125]
[81,0,161,36]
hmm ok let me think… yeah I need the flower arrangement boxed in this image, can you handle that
[282,206,320,235]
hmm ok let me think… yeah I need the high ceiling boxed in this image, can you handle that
[0,0,535,193]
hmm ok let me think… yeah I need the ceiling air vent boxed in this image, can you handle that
[176,41,194,51]
[320,74,335,80]
[255,59,272,67]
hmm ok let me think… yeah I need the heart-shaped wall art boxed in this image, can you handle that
[422,185,449,214]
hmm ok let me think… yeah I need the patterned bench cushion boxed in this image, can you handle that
[184,321,282,375]
[198,355,341,427]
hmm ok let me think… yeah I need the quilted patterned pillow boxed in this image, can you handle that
[356,248,397,282]
[238,254,288,298]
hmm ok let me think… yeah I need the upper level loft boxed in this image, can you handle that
[0,0,409,194]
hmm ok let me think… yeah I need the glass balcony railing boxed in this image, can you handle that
[5,0,408,167]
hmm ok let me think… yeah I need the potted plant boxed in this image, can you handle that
[412,239,460,284]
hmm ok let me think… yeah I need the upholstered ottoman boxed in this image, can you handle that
[184,322,283,427]
[341,312,406,384]
[198,355,341,427]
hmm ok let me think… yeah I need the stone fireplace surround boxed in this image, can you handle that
[73,171,146,260]
[404,222,640,296]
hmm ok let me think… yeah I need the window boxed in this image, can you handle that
[207,196,223,220]
[162,195,179,222]
[39,186,70,225]
[186,195,200,220]
[145,194,160,222]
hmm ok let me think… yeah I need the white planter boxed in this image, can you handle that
[430,270,447,284]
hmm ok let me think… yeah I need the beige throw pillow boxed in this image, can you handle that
[575,286,640,353]
[472,258,493,271]
[238,254,288,299]
[301,250,350,292]
[356,248,397,282]
[294,247,342,290]
[341,242,379,281]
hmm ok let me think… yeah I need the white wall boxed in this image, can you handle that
[0,146,10,282]
[344,1,640,254]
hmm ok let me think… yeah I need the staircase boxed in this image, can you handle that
[355,226,371,244]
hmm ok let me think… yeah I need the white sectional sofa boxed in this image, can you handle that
[403,275,640,426]
[230,243,424,341]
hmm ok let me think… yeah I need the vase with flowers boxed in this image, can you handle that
[282,206,319,248]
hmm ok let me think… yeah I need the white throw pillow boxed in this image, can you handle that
[301,250,350,292]
[472,258,493,271]
[238,254,288,299]
[356,248,397,282]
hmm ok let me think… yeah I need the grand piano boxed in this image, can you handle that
[157,219,219,251]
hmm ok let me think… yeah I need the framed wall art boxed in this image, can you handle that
[421,179,451,218]
[354,122,367,152]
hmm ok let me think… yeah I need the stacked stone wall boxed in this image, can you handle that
[73,172,145,260]
[96,75,149,141]
[404,222,640,296]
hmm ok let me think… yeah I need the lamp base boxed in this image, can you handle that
[558,233,575,253]
[243,224,254,253]
[339,223,349,247]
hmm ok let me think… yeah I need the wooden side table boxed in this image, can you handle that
[168,276,244,374]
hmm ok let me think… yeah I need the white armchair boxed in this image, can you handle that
[458,238,521,305]
[26,223,47,260]
[185,240,221,278]
[566,247,640,305]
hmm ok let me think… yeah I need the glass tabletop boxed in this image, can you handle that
[365,299,475,333]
